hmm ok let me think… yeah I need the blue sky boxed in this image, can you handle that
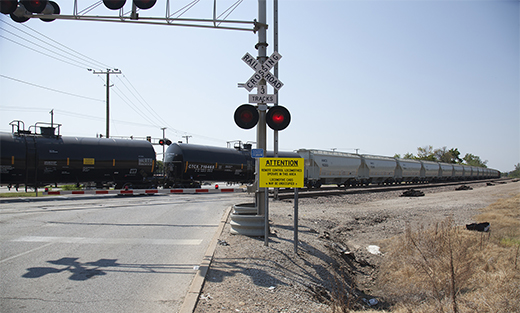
[1,0,518,172]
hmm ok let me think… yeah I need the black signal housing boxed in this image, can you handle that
[234,104,259,129]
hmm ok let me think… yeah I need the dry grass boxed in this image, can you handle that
[476,193,520,246]
[375,193,520,313]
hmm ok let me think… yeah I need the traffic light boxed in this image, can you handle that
[0,0,18,14]
[103,0,157,10]
[234,104,259,129]
[158,139,172,146]
[21,0,47,13]
[103,0,126,10]
[40,1,59,22]
[134,0,156,10]
[266,105,291,131]
[9,3,30,23]
[4,0,60,23]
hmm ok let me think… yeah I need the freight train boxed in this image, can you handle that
[0,121,500,191]
[1,121,156,190]
[298,149,500,188]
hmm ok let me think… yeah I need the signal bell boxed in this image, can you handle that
[234,104,259,130]
[266,105,291,131]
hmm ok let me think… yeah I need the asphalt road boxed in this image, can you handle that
[0,192,249,313]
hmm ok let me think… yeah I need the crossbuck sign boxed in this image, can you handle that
[242,51,284,92]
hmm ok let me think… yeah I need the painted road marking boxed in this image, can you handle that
[11,236,203,245]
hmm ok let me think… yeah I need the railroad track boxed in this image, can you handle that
[273,178,512,200]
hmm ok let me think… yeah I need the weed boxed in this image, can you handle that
[377,193,520,312]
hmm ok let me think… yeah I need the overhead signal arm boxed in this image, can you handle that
[3,0,257,32]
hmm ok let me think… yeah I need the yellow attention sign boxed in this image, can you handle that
[259,158,304,188]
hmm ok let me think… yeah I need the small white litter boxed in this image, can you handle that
[366,245,381,255]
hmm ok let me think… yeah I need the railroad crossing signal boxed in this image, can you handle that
[242,51,284,92]
[234,104,290,131]
[266,106,290,131]
[234,104,259,129]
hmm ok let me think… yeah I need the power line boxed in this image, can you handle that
[117,75,172,128]
[0,18,227,144]
[0,34,88,69]
[111,84,161,128]
[0,105,171,129]
[0,74,104,102]
[0,19,112,70]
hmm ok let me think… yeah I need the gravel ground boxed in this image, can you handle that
[194,181,520,313]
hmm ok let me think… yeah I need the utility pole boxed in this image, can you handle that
[90,68,121,138]
[49,109,54,127]
[182,135,192,144]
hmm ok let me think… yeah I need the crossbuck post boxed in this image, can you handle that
[256,0,268,225]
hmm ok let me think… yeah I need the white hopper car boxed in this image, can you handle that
[296,149,500,188]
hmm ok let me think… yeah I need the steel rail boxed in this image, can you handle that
[274,178,512,200]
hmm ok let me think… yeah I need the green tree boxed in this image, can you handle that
[449,148,463,163]
[403,152,415,159]
[394,152,416,159]
[417,146,436,161]
[463,153,488,168]
[434,147,463,164]
[509,163,520,178]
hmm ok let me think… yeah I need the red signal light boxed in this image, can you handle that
[158,139,172,146]
[272,112,285,123]
[0,0,18,14]
[134,0,156,10]
[20,0,48,13]
[241,111,254,123]
[234,104,259,129]
[103,0,126,10]
[266,106,291,131]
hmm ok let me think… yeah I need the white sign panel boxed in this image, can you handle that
[249,94,277,103]
[241,51,284,92]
